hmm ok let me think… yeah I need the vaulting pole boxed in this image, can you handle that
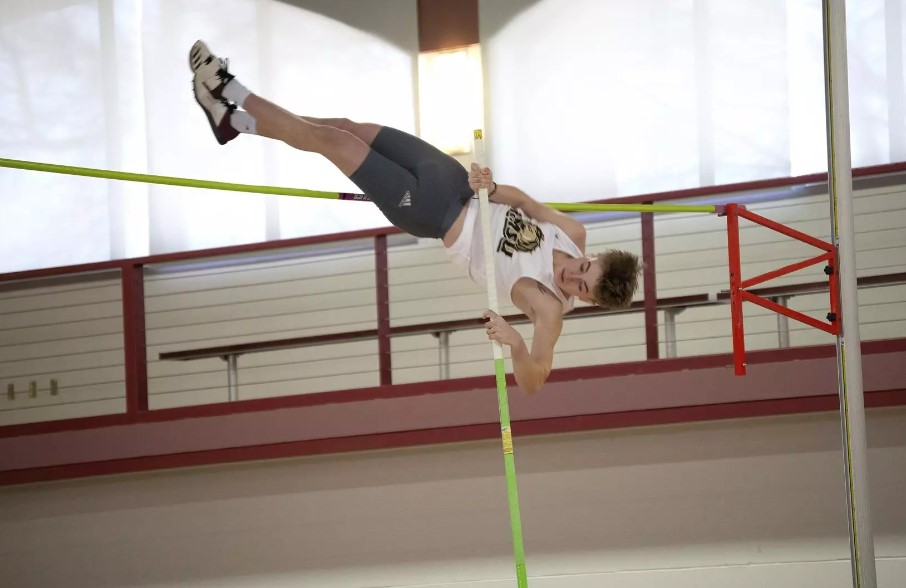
[473,129,529,588]
[821,1,877,585]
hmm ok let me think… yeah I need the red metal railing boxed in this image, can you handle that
[1,162,904,430]
[122,262,148,413]
[725,203,843,375]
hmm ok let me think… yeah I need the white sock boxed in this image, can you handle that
[230,110,257,135]
[222,79,252,108]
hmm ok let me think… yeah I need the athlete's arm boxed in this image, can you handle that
[483,309,559,395]
[482,284,565,395]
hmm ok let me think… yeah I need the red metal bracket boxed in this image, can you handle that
[725,203,840,375]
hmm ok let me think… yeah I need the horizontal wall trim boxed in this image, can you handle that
[1,389,903,487]
[3,338,903,440]
[1,338,905,488]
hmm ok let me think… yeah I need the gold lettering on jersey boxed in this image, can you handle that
[497,207,544,257]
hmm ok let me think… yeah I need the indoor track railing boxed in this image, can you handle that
[157,272,906,400]
[1,162,905,427]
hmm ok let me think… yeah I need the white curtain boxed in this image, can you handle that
[0,0,417,273]
[1,0,904,273]
[480,0,906,201]
[1,1,114,271]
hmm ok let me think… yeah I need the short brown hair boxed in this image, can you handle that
[591,250,642,309]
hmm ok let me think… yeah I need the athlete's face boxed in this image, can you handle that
[555,255,602,303]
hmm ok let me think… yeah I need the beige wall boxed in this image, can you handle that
[1,409,904,587]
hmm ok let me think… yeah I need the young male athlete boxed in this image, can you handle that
[188,40,641,395]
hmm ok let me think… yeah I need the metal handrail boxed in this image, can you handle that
[159,272,906,362]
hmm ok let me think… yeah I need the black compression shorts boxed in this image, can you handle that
[349,127,473,239]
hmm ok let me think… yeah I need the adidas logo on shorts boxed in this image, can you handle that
[398,191,412,207]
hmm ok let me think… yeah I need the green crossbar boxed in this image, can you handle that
[0,157,717,214]
[0,157,358,200]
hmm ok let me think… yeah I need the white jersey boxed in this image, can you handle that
[445,199,584,313]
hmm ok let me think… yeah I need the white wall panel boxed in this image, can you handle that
[142,245,381,408]
[0,277,124,425]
